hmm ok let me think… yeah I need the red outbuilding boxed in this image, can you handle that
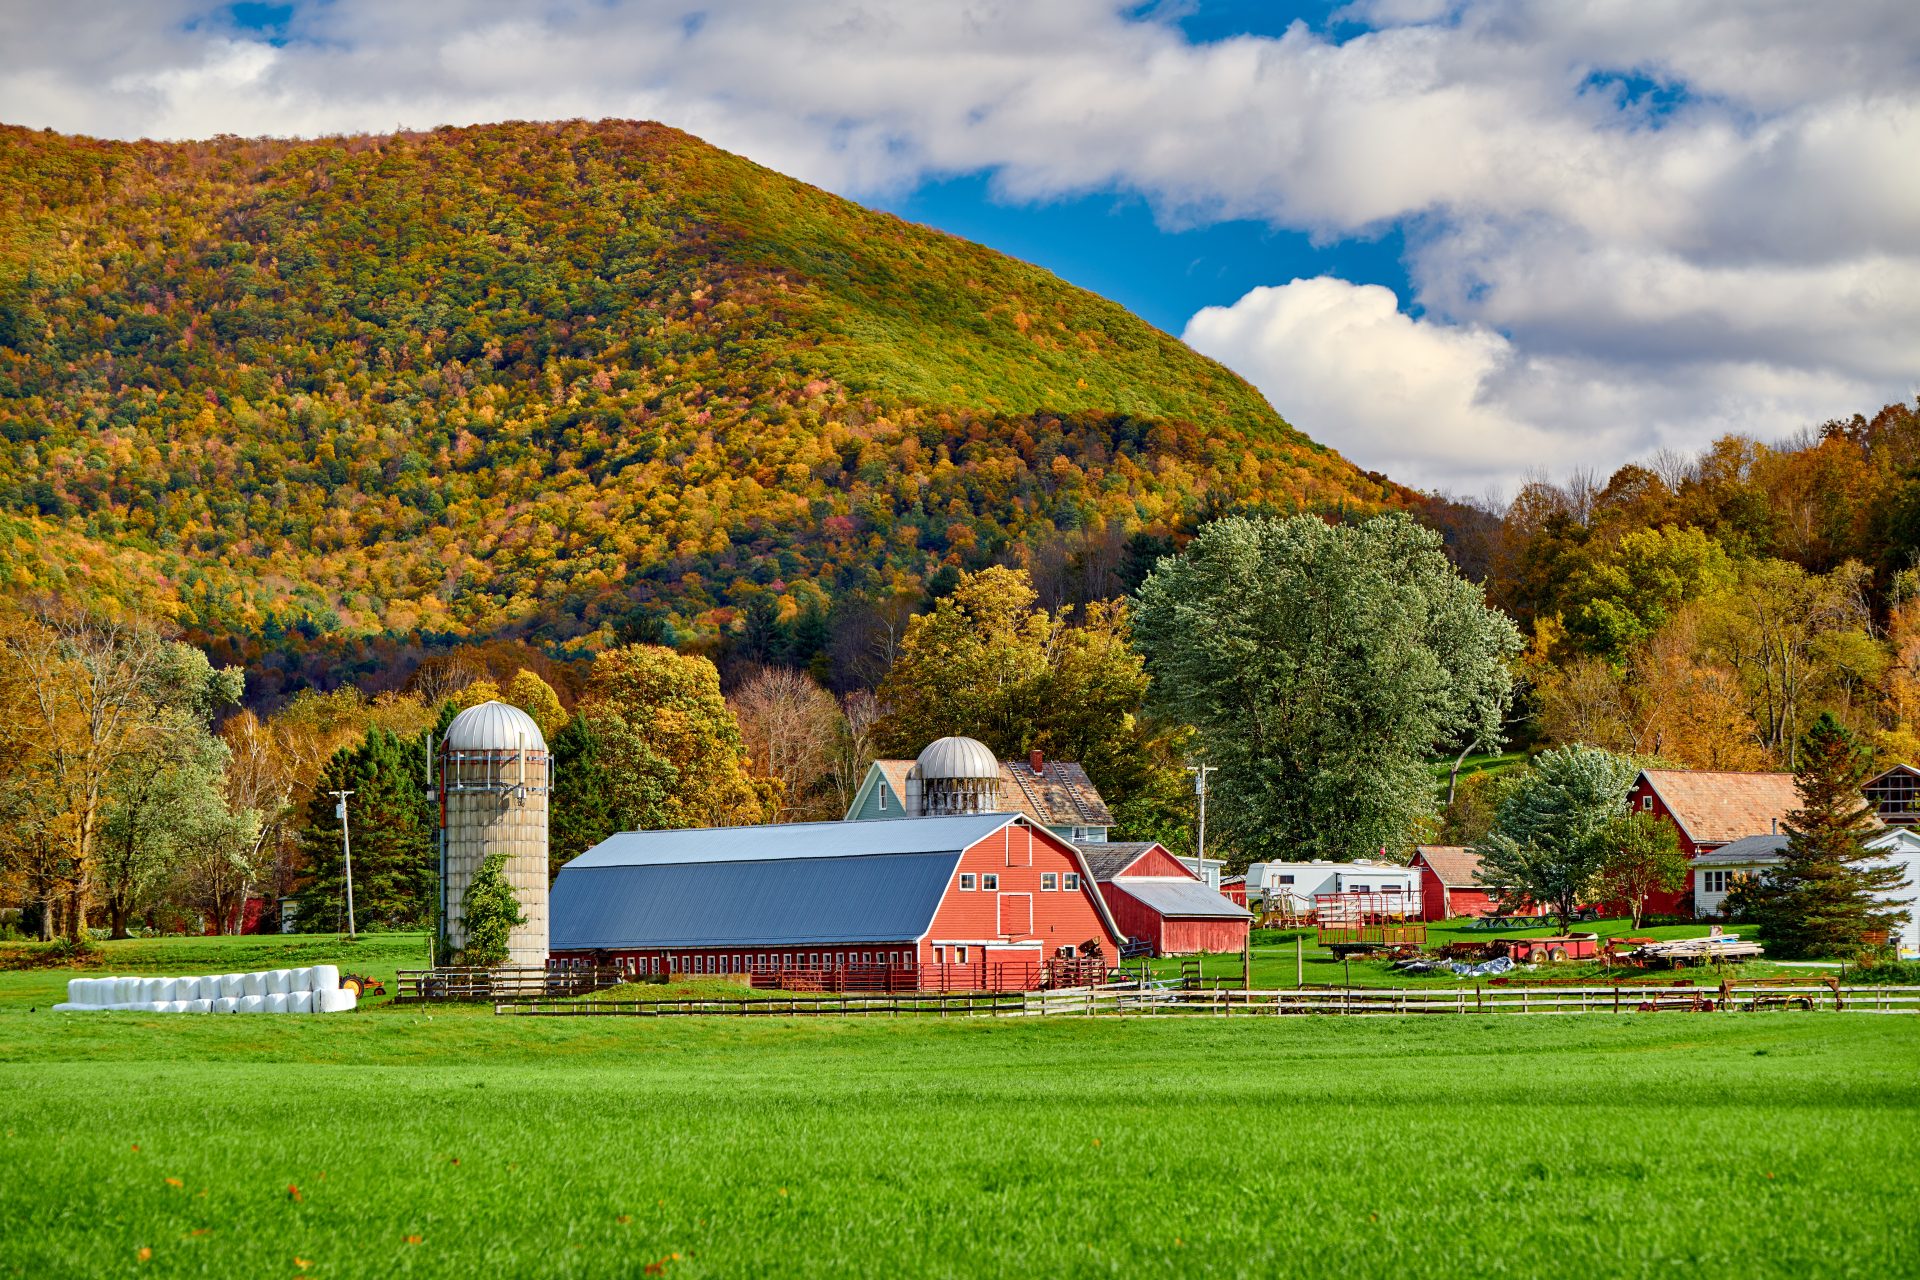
[1076,842,1252,957]
[1627,769,1800,917]
[549,813,1124,991]
[1411,846,1544,921]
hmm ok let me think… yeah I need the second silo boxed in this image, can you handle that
[437,700,551,967]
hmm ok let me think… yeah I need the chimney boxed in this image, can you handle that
[1029,749,1044,774]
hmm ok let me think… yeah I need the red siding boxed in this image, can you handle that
[1111,846,1192,878]
[1160,916,1251,956]
[1624,779,1700,917]
[920,823,1121,972]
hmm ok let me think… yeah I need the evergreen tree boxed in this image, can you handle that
[548,713,632,876]
[1734,713,1909,957]
[293,728,435,932]
[457,853,526,967]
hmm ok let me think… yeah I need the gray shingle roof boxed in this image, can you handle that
[1694,833,1788,865]
[1106,879,1253,919]
[1075,842,1156,882]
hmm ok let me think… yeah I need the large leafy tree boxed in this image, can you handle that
[1476,745,1638,931]
[1134,514,1522,862]
[1730,713,1908,957]
[873,566,1179,836]
[571,645,773,832]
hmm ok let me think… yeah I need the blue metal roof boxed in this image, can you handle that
[551,851,961,950]
[561,813,1018,870]
[1108,879,1253,919]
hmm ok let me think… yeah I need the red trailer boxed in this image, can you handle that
[1498,934,1599,964]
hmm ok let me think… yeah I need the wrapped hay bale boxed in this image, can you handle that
[217,973,243,998]
[266,969,292,996]
[286,990,315,1014]
[183,999,213,1014]
[309,965,340,993]
[240,971,266,998]
[212,997,240,1013]
[51,1003,84,1012]
[142,978,170,1003]
[67,978,94,1005]
[236,994,267,1013]
[315,987,358,1013]
[264,993,290,1013]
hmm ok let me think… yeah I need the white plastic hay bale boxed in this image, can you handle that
[286,990,315,1014]
[236,994,267,1013]
[212,997,240,1013]
[141,978,168,1003]
[183,999,212,1014]
[158,978,185,1002]
[315,987,357,1014]
[67,978,93,1005]
[266,969,292,996]
[219,973,245,998]
[130,1001,165,1013]
[51,1002,84,1012]
[161,1000,192,1013]
[264,993,290,1013]
[309,965,340,993]
[185,976,213,1001]
[240,971,266,997]
[286,967,309,992]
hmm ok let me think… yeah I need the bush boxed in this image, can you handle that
[456,853,526,968]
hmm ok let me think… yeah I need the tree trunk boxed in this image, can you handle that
[64,886,85,945]
[108,902,131,941]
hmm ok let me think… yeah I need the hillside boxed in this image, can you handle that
[0,120,1404,657]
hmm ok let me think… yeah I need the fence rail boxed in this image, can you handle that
[495,982,1920,1018]
[394,967,624,1003]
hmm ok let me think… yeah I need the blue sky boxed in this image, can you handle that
[3,0,1914,493]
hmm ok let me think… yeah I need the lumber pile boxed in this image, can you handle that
[1629,936,1764,966]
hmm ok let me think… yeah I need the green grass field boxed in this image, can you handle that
[1,937,1917,1277]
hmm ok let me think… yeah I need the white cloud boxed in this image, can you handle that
[0,0,1915,489]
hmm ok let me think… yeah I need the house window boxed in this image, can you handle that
[983,873,999,891]
[1064,873,1079,890]
[879,787,888,811]
[960,873,977,890]
[1703,870,1732,895]
[1042,872,1059,891]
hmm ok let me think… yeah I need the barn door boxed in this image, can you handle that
[999,893,1032,936]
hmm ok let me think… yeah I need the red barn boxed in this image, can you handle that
[1410,846,1543,921]
[1076,842,1252,957]
[549,813,1123,991]
[1627,769,1800,917]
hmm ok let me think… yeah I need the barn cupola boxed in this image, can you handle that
[907,736,1002,816]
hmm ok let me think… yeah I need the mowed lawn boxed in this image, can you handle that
[1,1005,1917,1278]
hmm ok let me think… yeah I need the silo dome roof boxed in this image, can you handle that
[444,700,548,751]
[915,736,1000,780]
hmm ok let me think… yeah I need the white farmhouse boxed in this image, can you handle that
[1695,828,1920,958]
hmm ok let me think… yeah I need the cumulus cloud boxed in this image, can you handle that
[0,0,1915,489]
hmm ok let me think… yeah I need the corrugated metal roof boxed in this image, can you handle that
[562,813,1018,870]
[552,852,959,950]
[1108,879,1253,919]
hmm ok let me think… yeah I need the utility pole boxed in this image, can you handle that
[329,789,357,939]
[1186,763,1217,868]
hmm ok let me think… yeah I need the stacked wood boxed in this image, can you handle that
[1628,937,1765,965]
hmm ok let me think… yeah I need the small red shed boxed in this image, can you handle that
[1410,846,1544,921]
[1076,842,1252,957]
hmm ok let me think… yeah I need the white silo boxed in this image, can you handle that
[436,701,551,967]
[906,736,1004,815]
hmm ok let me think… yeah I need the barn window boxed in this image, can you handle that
[1041,872,1058,891]
[1642,794,1654,810]
[982,873,999,891]
[959,873,976,890]
[956,946,970,964]
[934,946,945,964]
[861,952,871,964]
[1064,874,1079,890]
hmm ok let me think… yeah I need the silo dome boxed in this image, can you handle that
[916,736,1000,780]
[445,700,548,751]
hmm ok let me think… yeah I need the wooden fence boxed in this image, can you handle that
[394,967,624,1003]
[495,982,1920,1018]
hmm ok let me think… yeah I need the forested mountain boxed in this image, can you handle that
[0,119,1403,686]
